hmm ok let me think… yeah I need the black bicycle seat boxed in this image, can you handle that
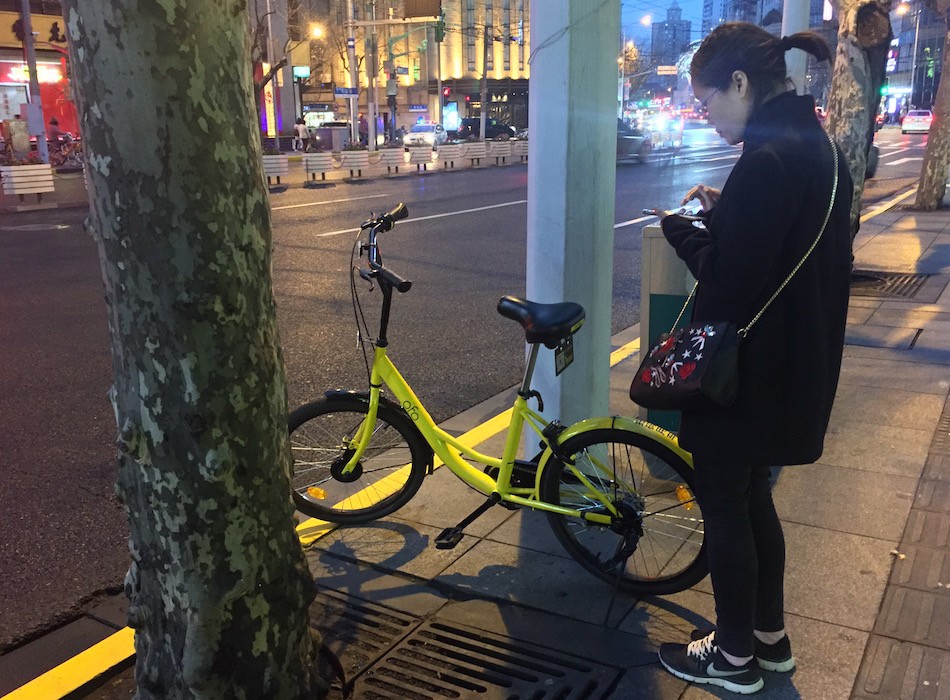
[497,296,586,348]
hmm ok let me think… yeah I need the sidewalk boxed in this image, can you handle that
[3,184,949,699]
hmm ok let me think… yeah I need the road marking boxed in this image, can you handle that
[878,146,913,156]
[271,193,390,211]
[314,199,528,237]
[860,186,918,223]
[884,157,923,166]
[0,627,135,700]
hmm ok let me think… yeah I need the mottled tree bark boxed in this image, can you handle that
[914,2,950,210]
[60,2,318,697]
[827,0,892,240]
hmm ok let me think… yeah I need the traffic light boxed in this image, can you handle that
[442,87,451,105]
[434,13,445,42]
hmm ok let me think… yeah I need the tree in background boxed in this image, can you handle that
[60,1,320,695]
[913,0,950,209]
[827,0,892,240]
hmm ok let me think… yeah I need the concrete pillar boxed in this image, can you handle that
[782,0,810,94]
[526,0,620,424]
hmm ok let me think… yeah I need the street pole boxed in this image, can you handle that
[265,0,281,149]
[366,0,378,149]
[19,0,49,164]
[479,24,490,141]
[436,38,443,125]
[910,2,921,107]
[345,0,360,144]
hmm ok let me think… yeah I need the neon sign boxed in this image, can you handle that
[4,64,63,84]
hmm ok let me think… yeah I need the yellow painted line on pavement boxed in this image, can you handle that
[1,627,135,700]
[861,186,918,223]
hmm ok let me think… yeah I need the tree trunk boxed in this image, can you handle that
[60,2,318,696]
[827,0,891,240]
[914,14,950,209]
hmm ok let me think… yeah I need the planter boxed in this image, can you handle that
[488,140,512,165]
[340,150,369,177]
[0,163,55,201]
[261,154,289,184]
[303,152,335,181]
[461,141,487,165]
[407,146,434,171]
[511,139,529,162]
[435,143,462,168]
[376,148,406,173]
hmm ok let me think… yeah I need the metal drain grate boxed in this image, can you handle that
[850,271,930,299]
[309,589,421,681]
[354,619,620,699]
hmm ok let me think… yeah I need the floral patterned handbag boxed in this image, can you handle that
[630,133,839,412]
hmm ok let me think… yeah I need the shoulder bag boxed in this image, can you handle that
[629,133,839,412]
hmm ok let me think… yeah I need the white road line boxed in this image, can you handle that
[271,193,390,211]
[615,215,655,229]
[313,199,529,237]
[878,146,913,158]
[884,157,923,166]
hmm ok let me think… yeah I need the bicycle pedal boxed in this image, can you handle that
[435,527,465,549]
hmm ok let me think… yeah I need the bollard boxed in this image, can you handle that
[640,223,695,431]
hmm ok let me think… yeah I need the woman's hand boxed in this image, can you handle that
[682,184,720,211]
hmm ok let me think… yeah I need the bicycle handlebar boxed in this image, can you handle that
[358,203,412,293]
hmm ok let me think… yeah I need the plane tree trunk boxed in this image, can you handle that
[60,1,318,696]
[914,2,950,210]
[827,0,892,240]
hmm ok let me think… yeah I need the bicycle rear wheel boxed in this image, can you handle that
[540,428,706,596]
[289,395,429,524]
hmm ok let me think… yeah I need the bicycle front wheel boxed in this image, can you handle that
[288,395,429,524]
[540,428,706,596]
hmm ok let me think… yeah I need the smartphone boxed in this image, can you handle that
[643,207,705,221]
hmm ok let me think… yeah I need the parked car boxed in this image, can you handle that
[616,119,652,163]
[902,110,933,134]
[456,118,516,140]
[403,123,448,147]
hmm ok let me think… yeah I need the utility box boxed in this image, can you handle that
[640,223,695,431]
[312,123,350,151]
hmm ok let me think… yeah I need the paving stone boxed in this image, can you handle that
[853,636,950,700]
[772,464,916,540]
[482,507,567,557]
[831,385,945,431]
[923,454,950,481]
[820,420,930,479]
[890,544,950,595]
[914,479,950,514]
[845,324,917,349]
[875,586,950,646]
[838,356,950,395]
[901,508,950,550]
[310,518,479,581]
[305,550,449,618]
[867,306,950,331]
[609,665,689,699]
[848,306,877,325]
[843,343,950,366]
[434,538,637,626]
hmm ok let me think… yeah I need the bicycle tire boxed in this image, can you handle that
[540,428,707,596]
[288,395,429,524]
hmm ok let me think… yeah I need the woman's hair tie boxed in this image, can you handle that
[778,35,793,51]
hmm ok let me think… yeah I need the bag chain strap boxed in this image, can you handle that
[669,132,839,338]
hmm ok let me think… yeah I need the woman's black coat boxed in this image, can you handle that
[660,91,853,466]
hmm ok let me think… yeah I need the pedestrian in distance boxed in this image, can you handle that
[646,22,853,694]
[292,117,308,152]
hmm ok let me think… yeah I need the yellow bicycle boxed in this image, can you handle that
[289,204,707,595]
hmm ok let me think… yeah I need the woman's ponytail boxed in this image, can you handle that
[780,31,833,64]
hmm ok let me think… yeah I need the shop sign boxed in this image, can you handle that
[395,67,409,75]
[3,62,63,84]
[408,104,427,112]
[334,87,358,97]
[1,11,68,47]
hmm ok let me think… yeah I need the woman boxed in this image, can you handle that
[652,23,852,694]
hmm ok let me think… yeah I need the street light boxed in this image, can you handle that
[896,2,920,108]
[310,24,324,40]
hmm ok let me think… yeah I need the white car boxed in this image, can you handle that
[403,123,447,147]
[902,110,932,134]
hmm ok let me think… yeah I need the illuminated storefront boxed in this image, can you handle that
[1,9,78,137]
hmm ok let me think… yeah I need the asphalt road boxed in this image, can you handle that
[0,124,924,651]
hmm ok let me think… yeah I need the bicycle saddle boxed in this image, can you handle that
[497,296,586,348]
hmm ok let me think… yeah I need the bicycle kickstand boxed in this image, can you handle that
[435,496,500,549]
